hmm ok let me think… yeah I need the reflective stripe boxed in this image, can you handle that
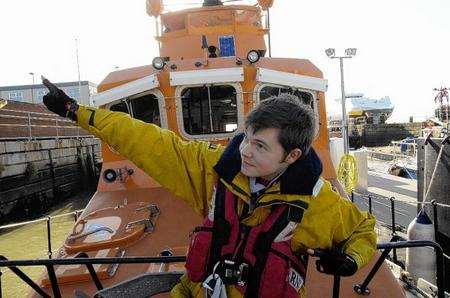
[274,221,298,242]
[312,179,324,197]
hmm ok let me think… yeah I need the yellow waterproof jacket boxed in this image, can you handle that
[76,105,376,298]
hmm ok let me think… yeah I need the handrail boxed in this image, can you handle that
[355,239,446,298]
[0,135,95,142]
[0,123,79,129]
[0,108,56,117]
[0,240,446,298]
[0,191,448,297]
[0,254,187,298]
[0,210,84,230]
[0,110,81,140]
[0,113,73,123]
[0,255,187,267]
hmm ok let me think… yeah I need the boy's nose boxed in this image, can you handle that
[240,142,251,157]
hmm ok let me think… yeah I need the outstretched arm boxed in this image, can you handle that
[42,77,223,216]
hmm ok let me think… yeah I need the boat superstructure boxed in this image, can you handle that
[346,93,394,124]
[1,1,448,297]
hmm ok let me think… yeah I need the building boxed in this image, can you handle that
[0,81,97,106]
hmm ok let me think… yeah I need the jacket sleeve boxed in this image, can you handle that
[333,197,377,269]
[76,105,223,216]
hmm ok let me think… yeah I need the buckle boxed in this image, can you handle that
[222,260,249,286]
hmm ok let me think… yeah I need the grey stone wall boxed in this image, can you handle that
[353,123,423,147]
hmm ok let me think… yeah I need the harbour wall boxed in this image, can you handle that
[351,123,423,147]
[0,137,102,222]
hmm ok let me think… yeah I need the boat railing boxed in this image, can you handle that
[0,253,187,298]
[0,193,449,297]
[0,240,446,298]
[351,192,450,297]
[0,210,84,259]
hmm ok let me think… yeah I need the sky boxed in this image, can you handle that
[1,0,449,122]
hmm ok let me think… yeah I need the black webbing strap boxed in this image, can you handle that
[206,182,231,274]
[245,205,304,297]
[87,109,96,126]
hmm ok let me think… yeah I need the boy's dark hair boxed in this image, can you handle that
[245,94,316,155]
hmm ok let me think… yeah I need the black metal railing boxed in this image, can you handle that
[0,240,446,298]
[356,239,446,298]
[0,253,187,298]
[0,192,449,297]
[0,210,83,259]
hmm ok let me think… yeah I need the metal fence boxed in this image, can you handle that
[0,108,89,141]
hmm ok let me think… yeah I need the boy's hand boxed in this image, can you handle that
[307,248,358,277]
[42,76,78,121]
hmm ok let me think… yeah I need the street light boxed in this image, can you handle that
[29,72,35,104]
[325,48,357,154]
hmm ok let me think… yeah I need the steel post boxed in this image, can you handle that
[76,253,104,290]
[390,197,398,263]
[339,57,349,154]
[55,119,59,139]
[359,241,445,298]
[432,200,439,240]
[333,275,341,298]
[27,112,32,140]
[46,216,52,259]
[0,256,49,297]
[45,264,61,298]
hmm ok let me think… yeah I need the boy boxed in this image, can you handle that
[43,79,376,297]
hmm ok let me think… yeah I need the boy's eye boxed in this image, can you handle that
[256,143,265,150]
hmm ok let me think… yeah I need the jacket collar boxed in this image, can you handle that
[213,133,323,196]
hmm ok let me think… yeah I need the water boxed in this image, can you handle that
[0,192,92,297]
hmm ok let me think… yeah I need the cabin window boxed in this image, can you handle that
[110,100,129,114]
[259,86,314,109]
[181,85,238,135]
[129,94,161,126]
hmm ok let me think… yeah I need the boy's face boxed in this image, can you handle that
[239,127,301,180]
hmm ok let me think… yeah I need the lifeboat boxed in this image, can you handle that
[30,0,407,297]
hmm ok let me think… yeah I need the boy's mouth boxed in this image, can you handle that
[242,160,255,168]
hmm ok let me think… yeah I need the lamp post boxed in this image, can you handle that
[29,72,35,104]
[325,48,357,154]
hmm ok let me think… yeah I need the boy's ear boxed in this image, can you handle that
[285,148,302,164]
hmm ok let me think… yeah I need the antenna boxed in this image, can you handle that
[75,38,82,100]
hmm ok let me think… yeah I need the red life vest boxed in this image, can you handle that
[185,181,307,297]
